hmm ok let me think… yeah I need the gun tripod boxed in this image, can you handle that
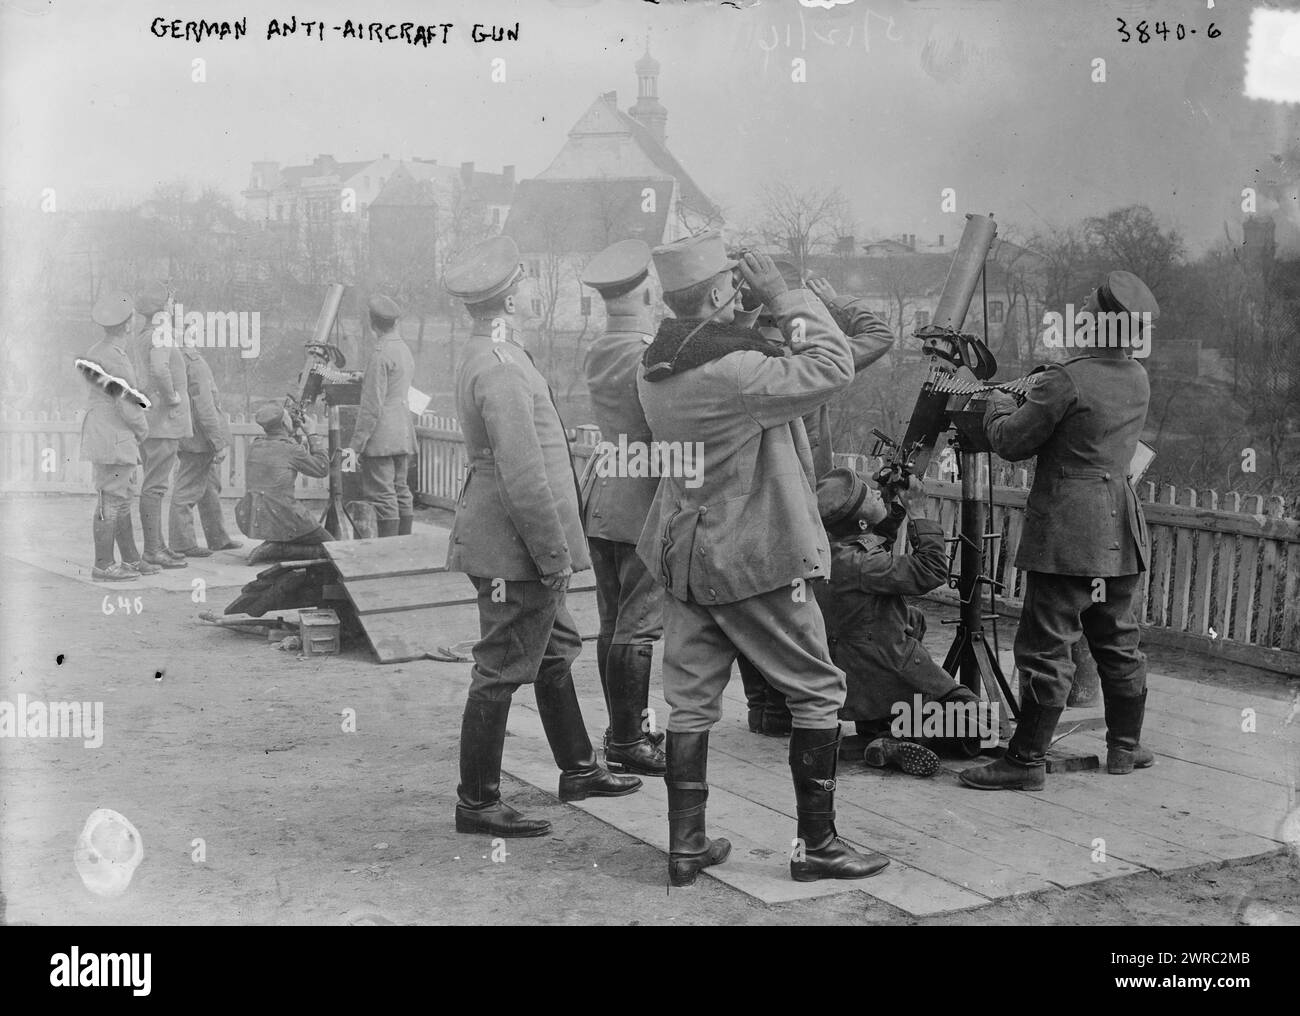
[938,441,1017,755]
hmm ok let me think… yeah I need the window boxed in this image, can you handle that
[491,208,501,227]
[989,300,1005,323]
[644,289,652,306]
[914,309,930,329]
[532,299,542,315]
[580,296,592,317]
[528,259,541,278]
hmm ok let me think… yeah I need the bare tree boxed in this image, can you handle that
[754,179,850,276]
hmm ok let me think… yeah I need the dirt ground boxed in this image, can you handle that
[1,501,1297,926]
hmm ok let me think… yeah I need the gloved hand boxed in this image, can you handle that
[738,252,789,308]
[540,565,572,591]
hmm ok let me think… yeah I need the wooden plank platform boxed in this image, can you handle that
[416,588,1291,916]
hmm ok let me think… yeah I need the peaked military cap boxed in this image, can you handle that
[817,467,887,528]
[92,292,134,328]
[652,230,739,295]
[255,402,288,431]
[134,280,170,317]
[444,236,525,305]
[1098,271,1159,320]
[368,294,401,320]
[582,239,652,291]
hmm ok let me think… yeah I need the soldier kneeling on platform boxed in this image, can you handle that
[815,469,983,778]
[236,403,332,564]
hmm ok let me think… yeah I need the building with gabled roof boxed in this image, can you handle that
[504,43,722,333]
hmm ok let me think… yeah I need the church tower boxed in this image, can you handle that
[629,37,668,146]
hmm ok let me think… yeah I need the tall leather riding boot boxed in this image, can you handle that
[376,518,399,538]
[604,644,666,777]
[666,731,731,887]
[141,497,185,568]
[738,656,768,733]
[534,672,641,802]
[93,509,119,570]
[958,699,1063,791]
[455,698,551,837]
[114,507,141,563]
[763,684,793,736]
[788,727,890,881]
[1104,689,1155,774]
[397,513,413,536]
[596,633,613,749]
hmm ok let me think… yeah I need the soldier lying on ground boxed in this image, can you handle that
[236,403,332,564]
[815,469,982,777]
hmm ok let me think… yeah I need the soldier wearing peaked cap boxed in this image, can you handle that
[962,270,1158,792]
[349,294,416,537]
[814,471,980,777]
[578,239,667,778]
[635,231,890,886]
[732,265,897,738]
[132,280,192,570]
[80,292,149,581]
[235,403,331,563]
[444,235,640,840]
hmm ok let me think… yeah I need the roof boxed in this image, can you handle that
[279,160,370,187]
[609,103,718,219]
[503,178,673,254]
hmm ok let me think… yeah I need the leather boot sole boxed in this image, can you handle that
[669,840,732,887]
[959,757,1045,791]
[455,808,552,838]
[864,738,940,777]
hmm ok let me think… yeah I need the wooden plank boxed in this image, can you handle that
[504,705,990,913]
[325,534,448,579]
[708,721,1147,891]
[1213,529,1236,642]
[1256,538,1281,647]
[1283,544,1300,652]
[1190,489,1217,637]
[1138,625,1300,677]
[1169,488,1196,631]
[1067,731,1290,841]
[1232,530,1260,644]
[1150,485,1177,627]
[1146,669,1295,722]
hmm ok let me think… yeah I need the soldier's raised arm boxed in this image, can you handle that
[734,254,853,428]
[983,364,1077,462]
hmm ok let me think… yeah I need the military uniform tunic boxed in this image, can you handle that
[80,338,148,504]
[235,433,329,541]
[352,332,417,522]
[983,350,1151,708]
[637,289,853,732]
[581,311,664,646]
[447,325,589,700]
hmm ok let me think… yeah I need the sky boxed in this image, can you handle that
[2,0,1297,254]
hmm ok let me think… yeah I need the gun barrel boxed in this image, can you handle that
[309,283,345,347]
[931,214,997,333]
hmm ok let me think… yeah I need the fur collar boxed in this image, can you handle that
[641,318,782,380]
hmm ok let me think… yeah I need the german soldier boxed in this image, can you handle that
[349,295,417,537]
[80,292,149,581]
[733,267,897,737]
[961,271,1157,791]
[637,232,890,885]
[579,239,666,778]
[170,347,241,556]
[445,236,640,839]
[132,281,192,569]
[236,403,331,562]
